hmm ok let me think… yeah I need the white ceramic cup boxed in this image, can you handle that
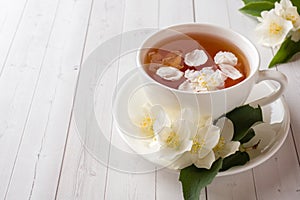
[136,23,287,119]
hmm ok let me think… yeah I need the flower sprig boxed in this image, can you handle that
[240,0,300,67]
[179,105,263,200]
[130,103,265,200]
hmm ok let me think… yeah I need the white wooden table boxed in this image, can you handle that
[1,0,300,199]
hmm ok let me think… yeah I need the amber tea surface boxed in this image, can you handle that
[142,32,250,91]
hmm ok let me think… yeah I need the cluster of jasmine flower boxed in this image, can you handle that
[256,0,300,47]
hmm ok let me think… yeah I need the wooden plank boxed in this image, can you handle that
[123,0,158,30]
[56,0,125,199]
[0,0,62,198]
[104,0,159,199]
[159,0,194,28]
[194,0,230,27]
[207,171,257,200]
[0,0,28,73]
[3,0,94,199]
[277,60,300,162]
[105,62,157,200]
[57,117,114,200]
[253,131,300,199]
[156,169,185,200]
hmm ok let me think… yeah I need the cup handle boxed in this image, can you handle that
[249,70,287,106]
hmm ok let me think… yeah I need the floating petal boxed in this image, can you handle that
[218,64,243,80]
[178,80,194,92]
[184,49,208,66]
[156,66,184,81]
[214,51,238,66]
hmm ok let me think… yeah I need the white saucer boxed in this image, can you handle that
[219,80,290,176]
[113,71,290,176]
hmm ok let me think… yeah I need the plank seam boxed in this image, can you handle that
[155,168,157,200]
[103,1,127,199]
[0,0,30,78]
[3,0,62,198]
[289,125,300,166]
[192,0,196,23]
[252,169,259,200]
[53,0,96,198]
[225,0,232,28]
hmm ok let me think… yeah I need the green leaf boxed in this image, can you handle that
[179,159,223,200]
[239,128,256,144]
[240,1,275,17]
[226,105,263,141]
[220,151,250,172]
[242,0,278,4]
[241,0,299,16]
[291,0,300,14]
[269,37,300,67]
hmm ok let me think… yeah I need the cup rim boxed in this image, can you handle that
[136,23,260,94]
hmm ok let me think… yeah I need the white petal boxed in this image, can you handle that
[214,51,238,66]
[173,119,190,138]
[276,1,300,26]
[178,80,194,91]
[193,151,215,169]
[219,141,240,158]
[286,7,300,25]
[218,64,243,80]
[255,10,293,47]
[156,119,192,153]
[184,69,200,81]
[174,109,197,137]
[275,2,284,16]
[157,138,193,160]
[169,152,193,170]
[198,66,215,75]
[198,68,226,90]
[157,147,181,160]
[280,0,293,9]
[157,127,173,145]
[216,118,234,142]
[197,125,220,158]
[197,116,213,129]
[174,120,194,147]
[156,66,184,81]
[275,1,294,17]
[257,17,263,23]
[149,139,161,150]
[202,126,221,148]
[244,123,277,153]
[261,10,270,20]
[150,105,169,133]
[182,67,228,92]
[184,49,209,66]
[208,69,227,87]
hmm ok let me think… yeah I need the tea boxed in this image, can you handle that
[142,32,250,92]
